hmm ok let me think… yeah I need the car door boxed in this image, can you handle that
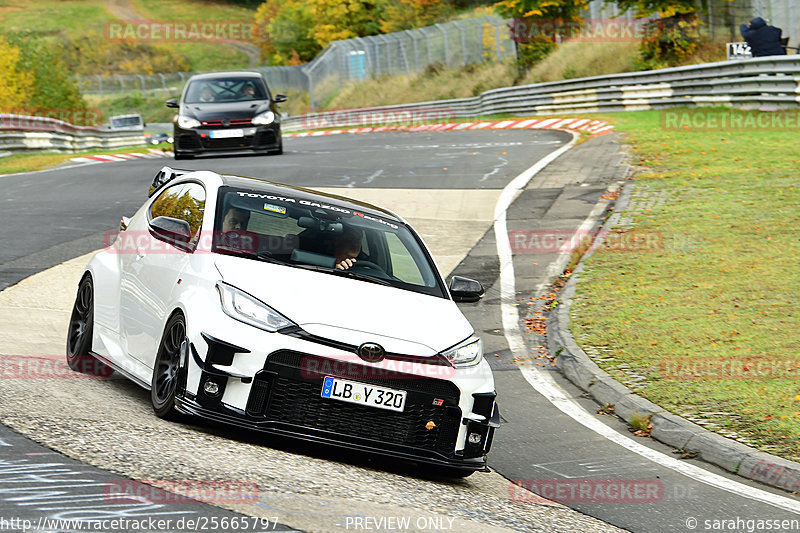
[119,181,206,368]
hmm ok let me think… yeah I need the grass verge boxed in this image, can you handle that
[0,144,169,176]
[570,108,800,461]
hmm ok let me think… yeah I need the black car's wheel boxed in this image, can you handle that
[66,274,110,376]
[174,152,194,160]
[151,312,186,420]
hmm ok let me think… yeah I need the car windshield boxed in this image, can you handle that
[212,187,446,298]
[184,78,268,104]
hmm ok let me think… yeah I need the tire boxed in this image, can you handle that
[66,274,111,376]
[174,152,193,161]
[272,137,283,155]
[151,312,186,420]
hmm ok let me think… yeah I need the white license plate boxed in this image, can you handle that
[321,376,407,412]
[209,129,243,139]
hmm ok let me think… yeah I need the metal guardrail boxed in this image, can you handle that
[282,56,800,131]
[0,114,145,153]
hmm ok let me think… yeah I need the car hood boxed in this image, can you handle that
[182,101,268,120]
[214,254,473,356]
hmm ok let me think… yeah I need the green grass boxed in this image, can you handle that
[0,0,114,39]
[131,0,255,21]
[0,144,167,176]
[174,42,249,71]
[571,108,800,460]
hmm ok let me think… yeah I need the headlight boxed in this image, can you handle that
[177,115,201,129]
[252,111,275,125]
[216,282,294,332]
[442,335,483,367]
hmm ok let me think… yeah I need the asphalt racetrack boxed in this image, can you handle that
[1,130,798,532]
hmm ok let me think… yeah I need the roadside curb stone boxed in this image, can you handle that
[546,175,800,495]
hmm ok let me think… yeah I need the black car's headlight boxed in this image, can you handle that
[177,115,201,129]
[216,282,295,332]
[252,111,275,126]
[442,335,483,367]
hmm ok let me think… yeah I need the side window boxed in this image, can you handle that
[150,182,206,243]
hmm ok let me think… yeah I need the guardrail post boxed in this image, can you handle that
[495,23,501,60]
[453,21,468,66]
[436,24,450,67]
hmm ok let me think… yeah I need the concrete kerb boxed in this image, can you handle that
[546,180,800,494]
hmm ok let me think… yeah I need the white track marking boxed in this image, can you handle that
[493,131,800,514]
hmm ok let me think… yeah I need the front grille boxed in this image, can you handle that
[201,136,254,149]
[201,118,252,128]
[246,351,462,454]
[177,135,200,150]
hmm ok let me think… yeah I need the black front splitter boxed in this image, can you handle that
[174,396,488,473]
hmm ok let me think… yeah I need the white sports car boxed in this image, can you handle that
[67,167,498,475]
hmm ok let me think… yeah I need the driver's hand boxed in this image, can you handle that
[336,258,357,270]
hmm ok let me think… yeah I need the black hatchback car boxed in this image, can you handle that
[167,72,286,160]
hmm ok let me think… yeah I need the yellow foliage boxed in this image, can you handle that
[0,37,34,111]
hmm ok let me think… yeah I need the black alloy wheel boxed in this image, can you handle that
[151,312,186,419]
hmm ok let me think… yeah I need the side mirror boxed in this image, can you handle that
[165,98,179,108]
[150,216,191,245]
[449,276,484,303]
[273,94,287,103]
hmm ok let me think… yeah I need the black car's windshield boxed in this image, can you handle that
[212,187,446,298]
[184,78,268,104]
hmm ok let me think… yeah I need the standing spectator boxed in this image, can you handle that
[740,17,786,57]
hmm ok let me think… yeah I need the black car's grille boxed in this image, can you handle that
[246,351,462,454]
[176,135,201,150]
[201,118,252,128]
[201,136,253,149]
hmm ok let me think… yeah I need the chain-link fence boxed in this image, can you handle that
[75,15,514,110]
[299,15,514,108]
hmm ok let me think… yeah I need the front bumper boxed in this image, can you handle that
[174,124,281,155]
[176,335,498,471]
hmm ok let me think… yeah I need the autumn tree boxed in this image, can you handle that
[307,0,383,48]
[379,0,452,34]
[255,0,320,65]
[611,0,703,68]
[494,0,589,67]
[0,36,34,112]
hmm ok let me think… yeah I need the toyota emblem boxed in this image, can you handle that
[358,342,385,363]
